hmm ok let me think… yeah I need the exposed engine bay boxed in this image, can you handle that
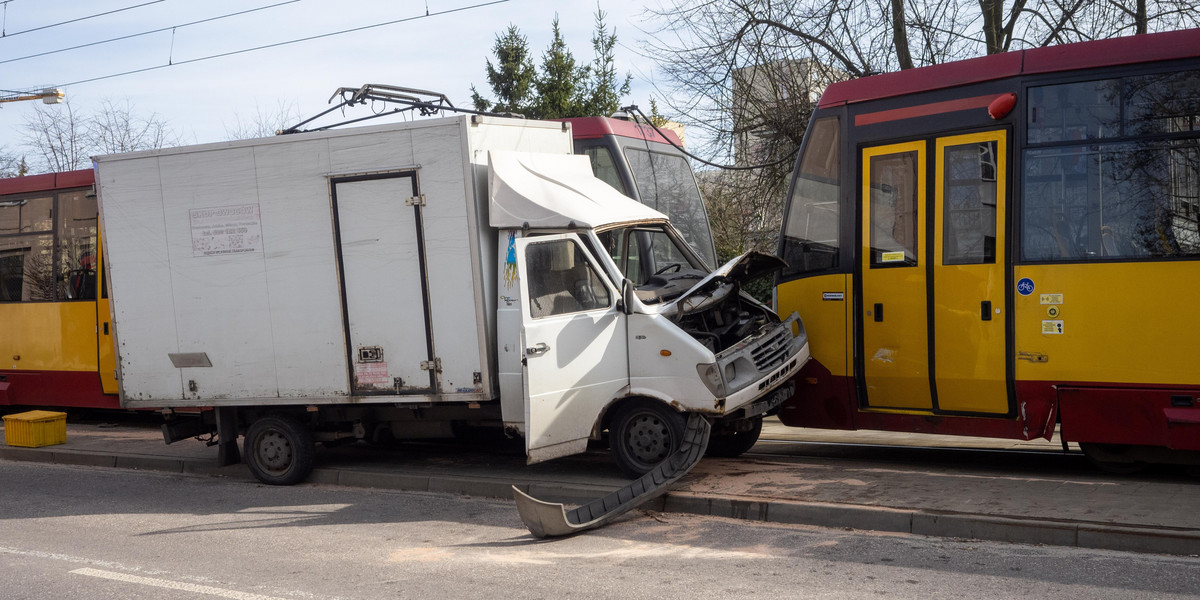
[636,268,777,353]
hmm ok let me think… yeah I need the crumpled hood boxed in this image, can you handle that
[664,250,786,312]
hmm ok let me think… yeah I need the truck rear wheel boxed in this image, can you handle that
[706,416,763,458]
[244,414,316,485]
[610,400,685,478]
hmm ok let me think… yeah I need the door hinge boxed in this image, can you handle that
[406,195,426,206]
[420,358,442,372]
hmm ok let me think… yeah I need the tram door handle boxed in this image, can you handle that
[873,303,883,322]
[981,300,992,321]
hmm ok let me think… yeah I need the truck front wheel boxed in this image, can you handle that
[609,400,685,478]
[244,414,316,485]
[706,416,763,458]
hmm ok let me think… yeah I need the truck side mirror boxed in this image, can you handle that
[620,278,635,315]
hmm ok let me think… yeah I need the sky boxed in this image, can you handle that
[0,0,664,159]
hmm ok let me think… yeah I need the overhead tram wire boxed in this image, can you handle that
[1,0,168,38]
[621,104,801,172]
[0,1,300,66]
[41,0,511,89]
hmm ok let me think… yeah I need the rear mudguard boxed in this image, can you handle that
[513,412,711,538]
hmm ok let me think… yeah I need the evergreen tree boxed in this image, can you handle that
[471,10,632,119]
[580,8,632,118]
[531,16,586,119]
[471,25,536,115]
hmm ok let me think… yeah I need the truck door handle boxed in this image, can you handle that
[526,342,550,356]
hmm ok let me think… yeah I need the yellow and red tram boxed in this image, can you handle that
[776,29,1200,467]
[1,169,119,408]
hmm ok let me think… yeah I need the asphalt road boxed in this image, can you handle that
[2,461,1198,600]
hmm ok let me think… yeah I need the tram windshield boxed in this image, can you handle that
[779,116,840,278]
[623,147,718,270]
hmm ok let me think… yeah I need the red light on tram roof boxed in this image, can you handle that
[988,93,1018,119]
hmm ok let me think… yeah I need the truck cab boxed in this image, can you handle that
[490,151,808,477]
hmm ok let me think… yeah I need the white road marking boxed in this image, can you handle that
[70,568,290,600]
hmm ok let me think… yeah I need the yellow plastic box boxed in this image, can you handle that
[3,410,67,447]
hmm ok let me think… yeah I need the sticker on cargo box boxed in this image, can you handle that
[190,204,263,257]
[1041,320,1064,335]
[1039,293,1063,305]
[354,361,390,385]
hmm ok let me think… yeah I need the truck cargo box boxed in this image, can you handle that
[97,116,572,408]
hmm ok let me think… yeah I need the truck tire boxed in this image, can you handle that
[610,400,685,478]
[243,414,316,485]
[705,416,763,458]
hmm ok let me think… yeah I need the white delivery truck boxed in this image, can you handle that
[95,115,808,535]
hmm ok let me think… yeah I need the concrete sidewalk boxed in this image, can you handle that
[2,418,1198,556]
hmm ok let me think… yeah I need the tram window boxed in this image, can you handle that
[1126,70,1200,135]
[0,196,52,234]
[581,147,627,195]
[0,235,55,302]
[868,151,919,267]
[780,116,840,277]
[58,190,99,300]
[624,148,716,269]
[943,141,998,265]
[1028,80,1122,144]
[1022,141,1200,261]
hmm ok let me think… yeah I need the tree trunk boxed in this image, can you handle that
[979,0,1003,54]
[891,0,914,69]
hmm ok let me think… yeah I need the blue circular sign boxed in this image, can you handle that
[1017,277,1035,296]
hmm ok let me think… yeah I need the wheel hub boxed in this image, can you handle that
[256,430,293,472]
[626,413,671,464]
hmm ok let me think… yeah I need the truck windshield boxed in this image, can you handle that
[623,148,717,269]
[596,224,703,292]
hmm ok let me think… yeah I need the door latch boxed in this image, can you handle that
[525,342,550,356]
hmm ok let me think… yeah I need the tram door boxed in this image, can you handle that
[931,131,1008,414]
[859,133,1009,414]
[860,142,931,410]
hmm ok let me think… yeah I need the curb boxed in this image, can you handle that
[3,446,1198,557]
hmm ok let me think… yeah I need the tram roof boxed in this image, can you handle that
[561,116,685,147]
[818,27,1200,109]
[0,168,92,196]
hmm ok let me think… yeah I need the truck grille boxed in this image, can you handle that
[750,326,793,371]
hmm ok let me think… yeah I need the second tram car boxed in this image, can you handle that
[776,28,1200,468]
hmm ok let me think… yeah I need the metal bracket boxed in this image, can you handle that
[420,358,442,372]
[406,195,426,206]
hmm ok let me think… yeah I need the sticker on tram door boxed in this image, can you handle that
[1041,320,1064,335]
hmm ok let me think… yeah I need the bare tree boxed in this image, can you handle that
[224,100,304,140]
[21,98,90,172]
[88,99,182,155]
[640,0,1200,259]
[0,149,26,178]
[17,97,182,174]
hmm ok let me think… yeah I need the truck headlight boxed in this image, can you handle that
[697,363,726,397]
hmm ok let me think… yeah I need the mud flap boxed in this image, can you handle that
[513,412,711,538]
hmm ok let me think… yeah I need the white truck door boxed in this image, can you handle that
[516,233,628,463]
[332,173,435,395]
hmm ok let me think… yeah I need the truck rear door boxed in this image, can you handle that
[516,233,627,463]
[331,173,435,395]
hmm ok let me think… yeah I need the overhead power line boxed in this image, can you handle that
[47,0,511,89]
[0,1,300,66]
[1,0,168,38]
